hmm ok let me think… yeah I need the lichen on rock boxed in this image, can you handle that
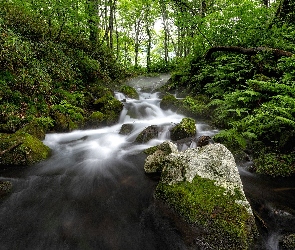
[144,141,258,249]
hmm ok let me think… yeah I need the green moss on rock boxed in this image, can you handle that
[170,117,196,141]
[160,94,181,111]
[84,111,105,128]
[17,120,46,140]
[0,132,50,166]
[119,85,139,99]
[93,94,123,125]
[155,176,257,249]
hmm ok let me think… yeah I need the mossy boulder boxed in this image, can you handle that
[50,102,85,132]
[145,143,258,249]
[93,94,123,125]
[135,125,160,143]
[18,120,46,140]
[170,117,196,141]
[0,132,50,166]
[0,181,12,198]
[160,94,181,111]
[84,111,105,128]
[119,85,139,99]
[119,124,134,135]
[144,141,178,174]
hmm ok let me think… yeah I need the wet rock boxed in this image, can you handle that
[0,132,51,166]
[196,135,214,147]
[84,111,105,128]
[119,85,139,99]
[144,141,178,174]
[119,124,134,135]
[135,125,160,143]
[160,94,180,111]
[0,181,12,197]
[170,117,196,141]
[145,142,258,249]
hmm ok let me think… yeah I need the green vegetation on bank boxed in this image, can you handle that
[164,52,295,177]
[0,1,127,136]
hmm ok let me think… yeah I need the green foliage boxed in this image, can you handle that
[254,152,295,177]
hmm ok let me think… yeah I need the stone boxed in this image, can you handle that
[135,125,160,143]
[144,141,178,174]
[119,124,134,135]
[144,142,258,249]
[196,135,214,147]
[170,117,196,141]
[0,132,51,166]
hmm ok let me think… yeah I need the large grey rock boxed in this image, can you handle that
[144,142,258,249]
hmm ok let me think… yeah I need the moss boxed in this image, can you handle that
[160,94,181,111]
[155,176,257,249]
[17,120,46,140]
[93,94,123,125]
[0,132,50,166]
[170,117,196,141]
[119,85,139,99]
[84,111,105,128]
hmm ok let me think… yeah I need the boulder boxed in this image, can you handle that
[144,141,178,174]
[119,85,139,99]
[119,124,134,135]
[135,125,160,143]
[144,142,258,249]
[170,117,196,141]
[0,132,50,166]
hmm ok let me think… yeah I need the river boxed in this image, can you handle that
[0,75,295,250]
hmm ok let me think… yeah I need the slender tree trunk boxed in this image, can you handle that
[87,0,98,42]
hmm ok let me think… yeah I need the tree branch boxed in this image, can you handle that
[0,142,23,157]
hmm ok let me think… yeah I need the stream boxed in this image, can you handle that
[0,75,295,250]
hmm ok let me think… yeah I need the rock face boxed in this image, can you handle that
[135,125,160,143]
[144,141,258,249]
[170,117,196,141]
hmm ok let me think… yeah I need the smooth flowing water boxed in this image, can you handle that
[0,75,295,250]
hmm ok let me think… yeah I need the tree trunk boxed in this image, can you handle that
[205,46,293,60]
